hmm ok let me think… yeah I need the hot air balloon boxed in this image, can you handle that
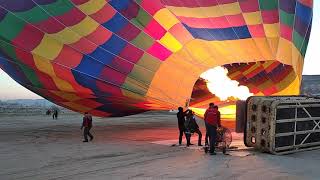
[0,0,313,118]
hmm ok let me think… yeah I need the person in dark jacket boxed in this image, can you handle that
[204,103,221,155]
[185,110,202,146]
[52,110,55,119]
[52,109,58,119]
[81,112,93,142]
[54,109,58,119]
[46,109,51,115]
[177,107,189,146]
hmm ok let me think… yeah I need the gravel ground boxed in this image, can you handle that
[0,112,320,180]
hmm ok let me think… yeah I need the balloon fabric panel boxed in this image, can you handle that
[0,0,313,116]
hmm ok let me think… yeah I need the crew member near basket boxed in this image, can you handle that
[204,103,221,155]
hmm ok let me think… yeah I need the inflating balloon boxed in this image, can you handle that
[0,0,313,117]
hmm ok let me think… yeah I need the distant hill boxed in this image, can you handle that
[0,99,75,116]
[301,75,320,96]
[3,99,54,107]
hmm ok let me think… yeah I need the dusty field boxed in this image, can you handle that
[0,112,320,180]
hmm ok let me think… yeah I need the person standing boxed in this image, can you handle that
[204,103,221,155]
[185,110,202,146]
[46,109,51,116]
[54,109,58,119]
[52,109,58,119]
[213,105,221,125]
[81,112,94,142]
[177,107,189,146]
[52,109,55,120]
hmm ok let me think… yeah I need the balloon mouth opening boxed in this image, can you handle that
[188,62,296,128]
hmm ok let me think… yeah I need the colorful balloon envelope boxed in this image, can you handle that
[0,0,313,116]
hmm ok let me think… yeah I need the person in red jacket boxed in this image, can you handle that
[204,103,221,155]
[213,105,221,126]
[81,112,93,142]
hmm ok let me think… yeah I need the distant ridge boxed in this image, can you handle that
[0,99,74,116]
[301,75,320,96]
[0,99,54,107]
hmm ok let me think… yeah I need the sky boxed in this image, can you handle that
[0,2,319,100]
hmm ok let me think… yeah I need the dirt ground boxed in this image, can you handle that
[1,112,320,180]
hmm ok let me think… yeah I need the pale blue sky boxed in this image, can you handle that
[0,2,319,99]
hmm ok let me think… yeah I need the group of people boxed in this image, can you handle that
[79,103,220,149]
[177,103,221,155]
[177,107,202,146]
[46,109,59,119]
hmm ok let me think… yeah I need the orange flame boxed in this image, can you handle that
[200,66,253,101]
